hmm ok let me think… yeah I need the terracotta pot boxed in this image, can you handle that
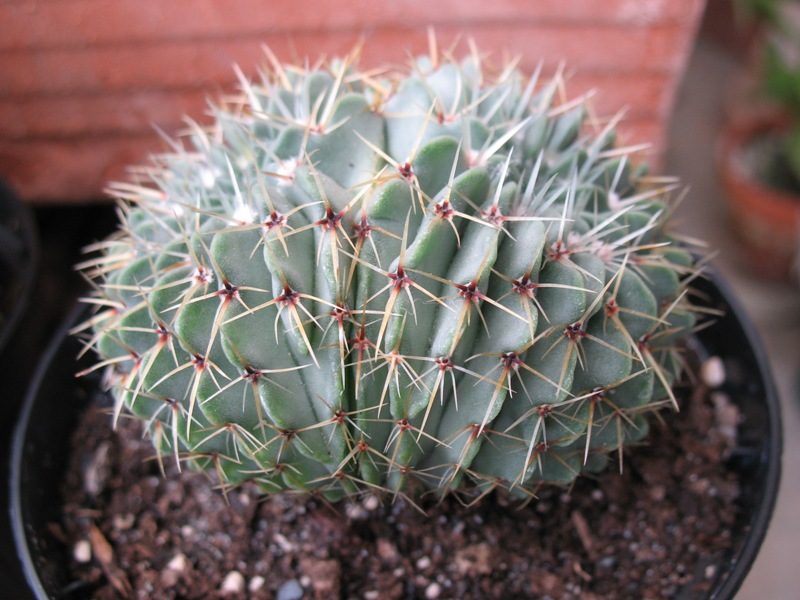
[717,115,800,280]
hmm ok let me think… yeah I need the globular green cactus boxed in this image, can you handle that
[78,44,701,503]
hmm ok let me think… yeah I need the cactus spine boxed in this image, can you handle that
[79,44,701,503]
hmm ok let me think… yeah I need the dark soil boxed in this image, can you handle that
[56,376,741,600]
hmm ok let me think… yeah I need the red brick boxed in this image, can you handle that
[0,89,211,140]
[0,116,665,204]
[0,135,158,203]
[0,0,704,51]
[0,23,694,97]
[0,0,704,203]
[572,72,675,120]
[0,72,668,141]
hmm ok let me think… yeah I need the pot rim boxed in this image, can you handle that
[717,113,800,213]
[693,271,783,598]
[9,303,86,600]
[0,179,39,354]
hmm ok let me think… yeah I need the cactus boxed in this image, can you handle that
[78,43,701,504]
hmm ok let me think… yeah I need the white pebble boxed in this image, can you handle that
[363,495,380,511]
[166,553,187,573]
[112,513,135,531]
[249,575,266,592]
[416,556,432,570]
[701,356,726,388]
[73,540,91,563]
[220,571,245,595]
[273,532,295,552]
[425,582,442,599]
[345,502,368,520]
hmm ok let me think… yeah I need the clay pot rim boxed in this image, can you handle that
[717,113,800,217]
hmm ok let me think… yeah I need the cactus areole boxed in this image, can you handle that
[79,44,702,504]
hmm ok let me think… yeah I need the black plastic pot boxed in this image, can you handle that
[0,179,38,355]
[0,180,40,597]
[8,272,782,599]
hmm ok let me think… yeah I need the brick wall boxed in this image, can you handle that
[0,0,706,203]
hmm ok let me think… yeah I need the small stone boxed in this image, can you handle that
[249,575,266,593]
[276,578,303,600]
[273,532,295,553]
[112,513,135,531]
[345,502,368,520]
[701,356,725,388]
[73,540,91,563]
[220,571,245,595]
[598,556,617,571]
[300,558,340,597]
[377,538,399,563]
[166,553,187,573]
[649,484,666,502]
[425,582,442,599]
[688,477,710,495]
[454,543,493,576]
[161,569,181,587]
[712,391,740,433]
[363,495,380,511]
[83,441,111,496]
[161,553,187,588]
[416,556,432,570]
[363,592,380,600]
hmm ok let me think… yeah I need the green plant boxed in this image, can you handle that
[78,43,702,504]
[737,0,800,188]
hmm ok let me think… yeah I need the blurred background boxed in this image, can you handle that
[1,0,799,597]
